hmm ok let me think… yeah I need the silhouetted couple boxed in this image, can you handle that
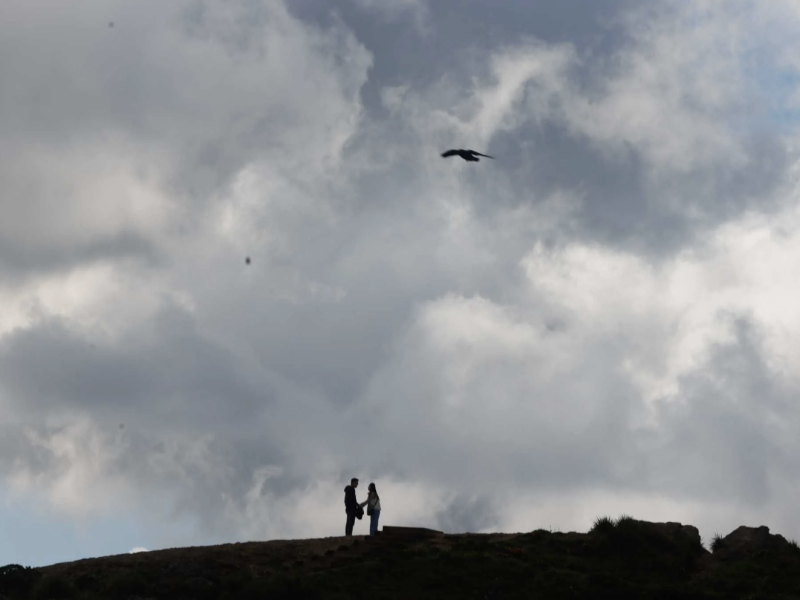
[344,478,381,536]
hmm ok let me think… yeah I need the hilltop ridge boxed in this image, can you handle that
[2,518,799,599]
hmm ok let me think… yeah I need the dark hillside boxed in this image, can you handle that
[2,519,799,599]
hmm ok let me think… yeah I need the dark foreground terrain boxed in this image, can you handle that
[2,517,799,599]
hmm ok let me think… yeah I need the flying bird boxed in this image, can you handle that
[441,149,494,162]
[245,257,251,265]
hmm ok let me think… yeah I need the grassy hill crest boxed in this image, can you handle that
[2,516,799,599]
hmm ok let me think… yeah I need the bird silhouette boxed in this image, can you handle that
[245,257,251,265]
[441,149,494,162]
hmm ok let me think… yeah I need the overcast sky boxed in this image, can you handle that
[3,0,800,568]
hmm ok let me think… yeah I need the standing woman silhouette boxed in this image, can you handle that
[366,483,381,535]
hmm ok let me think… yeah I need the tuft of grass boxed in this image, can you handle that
[710,532,724,552]
[615,514,636,528]
[590,516,615,535]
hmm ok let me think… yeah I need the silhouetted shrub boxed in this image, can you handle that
[710,532,724,552]
[615,514,636,528]
[590,516,615,535]
[0,564,42,596]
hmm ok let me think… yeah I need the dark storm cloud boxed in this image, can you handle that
[0,230,160,282]
[482,124,790,257]
[0,303,269,433]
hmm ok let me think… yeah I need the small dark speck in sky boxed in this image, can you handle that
[245,257,251,265]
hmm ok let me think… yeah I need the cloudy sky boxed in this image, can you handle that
[3,0,800,567]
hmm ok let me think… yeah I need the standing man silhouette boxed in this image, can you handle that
[343,478,367,536]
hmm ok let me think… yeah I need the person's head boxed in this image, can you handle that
[368,482,377,494]
[351,478,359,488]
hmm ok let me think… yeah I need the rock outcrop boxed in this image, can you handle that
[632,520,704,549]
[713,525,793,561]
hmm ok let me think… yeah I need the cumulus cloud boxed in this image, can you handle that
[2,0,800,566]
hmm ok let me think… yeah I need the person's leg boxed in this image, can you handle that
[346,513,355,536]
[370,510,381,535]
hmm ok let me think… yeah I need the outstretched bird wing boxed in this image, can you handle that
[468,150,494,159]
[441,150,460,158]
